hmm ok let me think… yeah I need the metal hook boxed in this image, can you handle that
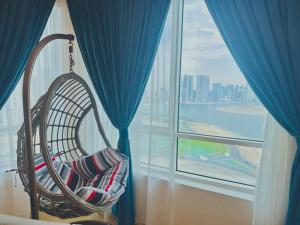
[69,40,75,72]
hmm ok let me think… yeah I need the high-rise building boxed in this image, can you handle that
[240,86,248,102]
[195,75,209,102]
[233,85,240,101]
[233,85,248,102]
[182,75,194,103]
[224,84,234,101]
[211,83,224,101]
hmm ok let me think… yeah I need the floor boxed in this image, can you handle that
[40,211,116,225]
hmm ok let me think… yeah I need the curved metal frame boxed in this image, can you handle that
[23,34,74,219]
[22,33,120,220]
[39,72,115,213]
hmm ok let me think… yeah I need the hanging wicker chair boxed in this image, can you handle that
[17,72,129,219]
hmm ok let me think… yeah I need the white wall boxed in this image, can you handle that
[134,175,253,225]
[0,173,30,218]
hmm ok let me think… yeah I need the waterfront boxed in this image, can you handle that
[179,102,266,141]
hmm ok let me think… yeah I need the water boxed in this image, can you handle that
[179,102,266,141]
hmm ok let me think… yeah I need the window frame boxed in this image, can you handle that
[162,0,264,199]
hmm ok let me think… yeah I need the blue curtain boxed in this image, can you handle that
[67,1,171,224]
[0,0,55,110]
[204,0,300,224]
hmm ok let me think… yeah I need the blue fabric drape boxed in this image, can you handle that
[0,0,55,110]
[204,0,300,224]
[67,1,171,224]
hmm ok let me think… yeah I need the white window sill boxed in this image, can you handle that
[174,171,255,201]
[134,163,255,201]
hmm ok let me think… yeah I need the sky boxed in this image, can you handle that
[181,0,247,87]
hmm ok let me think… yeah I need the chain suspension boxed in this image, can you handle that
[69,40,75,73]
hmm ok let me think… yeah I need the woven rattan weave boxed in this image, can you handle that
[17,72,115,218]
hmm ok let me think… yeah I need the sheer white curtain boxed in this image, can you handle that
[0,0,77,217]
[129,1,178,224]
[252,115,296,225]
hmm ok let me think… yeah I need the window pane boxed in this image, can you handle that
[149,135,171,168]
[177,138,261,186]
[132,0,173,128]
[131,2,174,169]
[178,0,266,141]
[131,131,171,168]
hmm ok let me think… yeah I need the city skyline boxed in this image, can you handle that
[181,74,257,103]
[181,0,247,86]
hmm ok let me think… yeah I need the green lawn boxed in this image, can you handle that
[178,138,256,174]
[178,138,230,158]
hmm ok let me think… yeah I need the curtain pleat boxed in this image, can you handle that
[204,0,300,224]
[67,1,171,224]
[0,0,55,110]
[253,115,295,225]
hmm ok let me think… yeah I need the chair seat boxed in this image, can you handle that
[36,148,129,207]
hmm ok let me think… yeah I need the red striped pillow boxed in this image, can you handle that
[34,150,60,177]
[68,148,127,179]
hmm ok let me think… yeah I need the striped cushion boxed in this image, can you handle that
[34,150,59,177]
[77,160,129,205]
[37,161,84,194]
[36,148,129,206]
[68,148,126,179]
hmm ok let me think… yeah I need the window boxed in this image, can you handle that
[177,0,266,186]
[131,0,266,190]
[0,2,74,171]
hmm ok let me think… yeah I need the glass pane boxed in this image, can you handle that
[131,129,171,169]
[177,138,261,186]
[131,131,150,165]
[0,82,23,171]
[130,1,174,169]
[133,0,173,128]
[150,135,171,168]
[178,0,266,141]
[0,132,14,164]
